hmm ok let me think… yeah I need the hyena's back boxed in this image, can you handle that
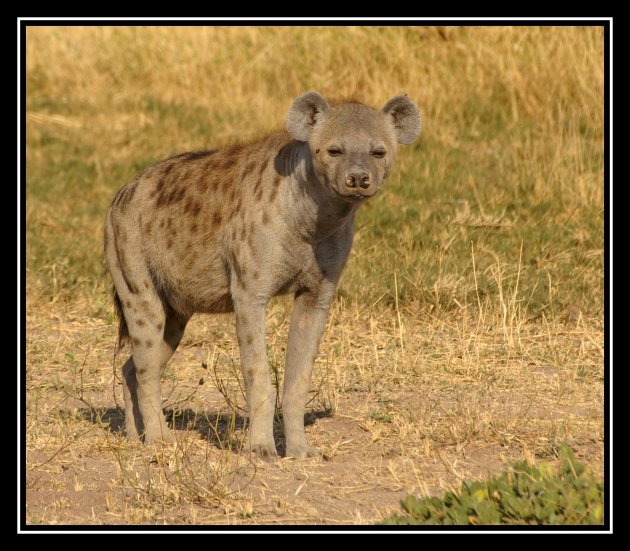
[105,131,292,322]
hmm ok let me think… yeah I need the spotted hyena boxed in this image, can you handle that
[105,92,421,459]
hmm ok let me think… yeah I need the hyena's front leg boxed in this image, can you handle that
[282,283,336,458]
[232,291,277,460]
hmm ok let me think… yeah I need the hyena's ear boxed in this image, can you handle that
[381,94,421,144]
[286,92,330,142]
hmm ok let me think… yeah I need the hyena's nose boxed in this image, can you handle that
[346,172,370,189]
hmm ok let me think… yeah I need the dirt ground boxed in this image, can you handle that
[24,298,604,526]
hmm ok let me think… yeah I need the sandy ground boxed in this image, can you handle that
[24,299,604,525]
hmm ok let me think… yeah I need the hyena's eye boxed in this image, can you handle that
[327,147,343,157]
[371,148,386,158]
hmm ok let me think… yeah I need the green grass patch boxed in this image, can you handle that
[381,446,604,525]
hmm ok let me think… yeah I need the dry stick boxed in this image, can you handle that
[394,272,404,353]
[62,348,98,414]
[210,344,247,415]
[471,241,483,328]
[32,428,95,469]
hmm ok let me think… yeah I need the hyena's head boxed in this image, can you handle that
[286,92,421,203]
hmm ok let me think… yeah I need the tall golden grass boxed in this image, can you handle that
[27,26,603,143]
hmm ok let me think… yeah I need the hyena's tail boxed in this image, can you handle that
[112,287,130,351]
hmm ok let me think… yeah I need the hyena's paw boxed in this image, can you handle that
[285,445,323,460]
[248,443,278,462]
[124,422,141,441]
[142,426,174,445]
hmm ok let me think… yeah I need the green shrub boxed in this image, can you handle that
[382,447,604,525]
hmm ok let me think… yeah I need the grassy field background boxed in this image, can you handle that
[25,25,605,525]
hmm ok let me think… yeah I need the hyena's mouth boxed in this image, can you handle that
[331,187,375,203]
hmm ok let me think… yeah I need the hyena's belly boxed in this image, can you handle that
[142,218,233,314]
[167,252,234,312]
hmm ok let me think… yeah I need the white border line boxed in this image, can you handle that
[608,18,612,534]
[17,17,612,535]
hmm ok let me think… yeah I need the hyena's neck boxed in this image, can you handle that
[280,140,358,242]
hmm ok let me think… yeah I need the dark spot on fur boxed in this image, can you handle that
[221,157,236,170]
[228,188,236,202]
[246,368,254,382]
[255,185,264,202]
[167,239,174,249]
[145,340,153,348]
[137,367,147,375]
[213,212,223,227]
[244,159,256,175]
[143,280,150,289]
[114,187,127,207]
[157,322,163,331]
[156,192,168,208]
[253,174,262,194]
[196,176,209,192]
[253,270,260,280]
[118,253,139,294]
[268,184,279,202]
[183,150,215,161]
[137,319,146,327]
[151,178,165,199]
[190,222,198,233]
[191,202,202,217]
[167,218,173,229]
[234,197,242,214]
[231,143,245,154]
[126,300,133,308]
[167,188,181,204]
[132,337,141,346]
[240,226,247,241]
[168,150,216,163]
[262,211,270,225]
[260,156,271,173]
[120,183,137,209]
[145,220,153,234]
[246,334,253,345]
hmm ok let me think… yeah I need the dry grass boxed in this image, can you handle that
[25,290,603,525]
[24,25,605,526]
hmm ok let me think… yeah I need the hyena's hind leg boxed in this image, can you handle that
[105,212,189,443]
[118,306,190,442]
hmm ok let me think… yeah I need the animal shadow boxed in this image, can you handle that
[75,406,332,456]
